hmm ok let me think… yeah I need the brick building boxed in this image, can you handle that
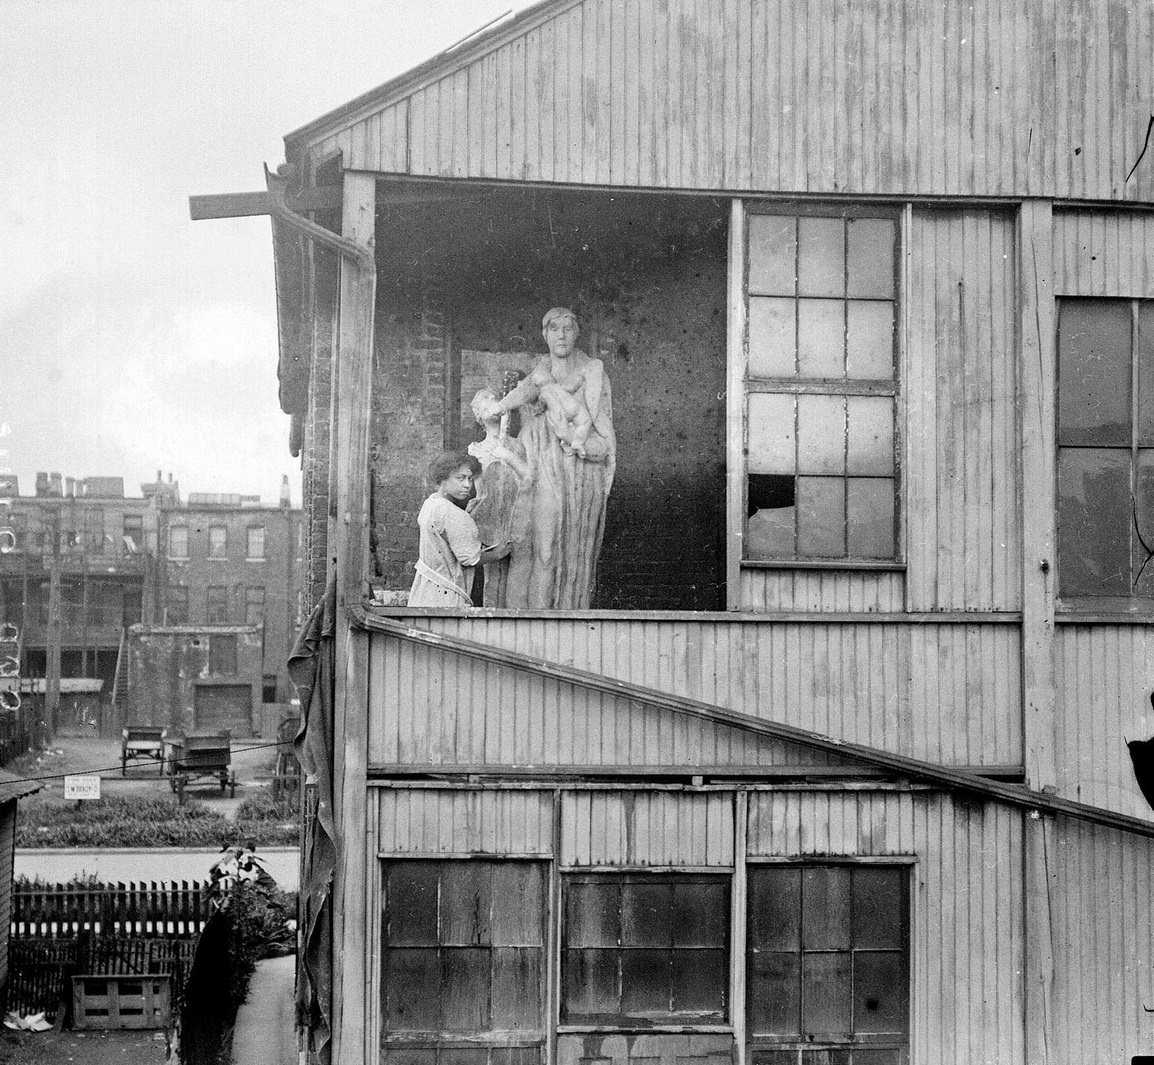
[0,471,302,733]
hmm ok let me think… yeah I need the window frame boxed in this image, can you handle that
[244,585,266,625]
[206,585,228,625]
[1056,296,1154,612]
[207,525,228,560]
[560,870,731,1029]
[168,524,189,560]
[208,634,237,675]
[730,201,905,585]
[165,586,188,625]
[246,525,266,561]
[744,860,911,1058]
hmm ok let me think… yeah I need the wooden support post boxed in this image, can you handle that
[730,791,748,1065]
[1018,199,1057,1065]
[331,170,376,1065]
[726,198,746,609]
[1017,199,1057,794]
[45,555,61,741]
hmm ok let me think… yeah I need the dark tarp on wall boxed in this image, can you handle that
[288,574,336,1059]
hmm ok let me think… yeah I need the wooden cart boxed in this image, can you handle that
[121,725,167,775]
[167,733,235,797]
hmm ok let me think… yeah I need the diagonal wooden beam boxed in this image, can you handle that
[353,608,1154,840]
[188,186,342,221]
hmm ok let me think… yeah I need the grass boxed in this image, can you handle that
[16,796,299,848]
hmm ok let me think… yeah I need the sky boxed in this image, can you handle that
[1,0,538,505]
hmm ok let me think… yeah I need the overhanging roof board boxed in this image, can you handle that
[355,609,1154,840]
[0,768,41,803]
[284,0,1154,202]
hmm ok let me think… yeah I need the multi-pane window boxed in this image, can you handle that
[166,587,188,625]
[169,525,189,559]
[209,634,237,675]
[206,585,228,624]
[562,873,729,1025]
[381,860,548,1064]
[208,526,228,559]
[123,513,143,553]
[744,211,899,561]
[246,526,266,560]
[85,509,104,552]
[747,865,908,1061]
[244,586,266,625]
[1057,299,1154,604]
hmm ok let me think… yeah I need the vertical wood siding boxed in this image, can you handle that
[306,0,1154,202]
[748,790,1026,1064]
[560,790,734,866]
[376,787,554,855]
[0,802,12,990]
[737,569,905,612]
[1045,816,1154,1064]
[368,620,1021,768]
[1054,209,1154,297]
[904,208,1020,612]
[1055,626,1154,822]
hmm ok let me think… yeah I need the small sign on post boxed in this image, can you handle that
[64,775,101,801]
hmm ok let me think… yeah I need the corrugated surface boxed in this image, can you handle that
[1054,209,1154,297]
[368,619,1021,767]
[1055,626,1154,822]
[305,0,1154,201]
[376,787,554,855]
[560,790,734,866]
[737,569,905,612]
[749,790,1026,1064]
[1045,815,1154,1064]
[904,208,1020,612]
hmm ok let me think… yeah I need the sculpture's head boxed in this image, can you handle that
[429,451,480,502]
[471,388,500,426]
[542,306,579,358]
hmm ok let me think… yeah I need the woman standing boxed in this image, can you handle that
[407,452,511,608]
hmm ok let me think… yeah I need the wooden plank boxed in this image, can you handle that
[1018,201,1057,792]
[726,199,746,608]
[1024,811,1056,1065]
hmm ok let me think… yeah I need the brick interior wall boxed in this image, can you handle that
[373,187,727,610]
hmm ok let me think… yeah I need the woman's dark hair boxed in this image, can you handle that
[429,450,480,486]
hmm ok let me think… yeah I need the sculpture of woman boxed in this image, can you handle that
[407,452,512,609]
[480,307,616,608]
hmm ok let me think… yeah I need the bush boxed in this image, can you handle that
[16,796,299,848]
[233,792,282,821]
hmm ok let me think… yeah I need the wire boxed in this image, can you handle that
[7,738,296,785]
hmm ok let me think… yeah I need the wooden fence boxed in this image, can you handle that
[7,880,209,1021]
[12,880,210,938]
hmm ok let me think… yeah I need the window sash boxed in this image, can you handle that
[208,526,228,558]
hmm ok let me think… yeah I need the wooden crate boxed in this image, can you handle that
[71,973,171,1030]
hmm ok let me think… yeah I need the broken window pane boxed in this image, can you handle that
[798,218,845,298]
[846,479,895,559]
[1058,448,1131,597]
[798,299,846,378]
[846,218,896,300]
[748,394,797,474]
[846,301,895,379]
[1058,300,1131,446]
[748,215,797,296]
[749,297,798,377]
[797,477,846,558]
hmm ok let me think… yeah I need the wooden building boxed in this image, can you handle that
[195,1,1154,1062]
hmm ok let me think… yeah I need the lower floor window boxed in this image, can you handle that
[747,864,909,1060]
[381,860,548,1058]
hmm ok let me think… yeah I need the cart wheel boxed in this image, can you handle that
[121,754,127,777]
[228,769,236,799]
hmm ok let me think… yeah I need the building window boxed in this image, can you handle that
[206,585,228,624]
[262,674,278,703]
[85,509,104,552]
[746,864,909,1054]
[246,526,266,560]
[122,589,142,627]
[1058,298,1154,605]
[244,586,265,625]
[562,873,729,1025]
[208,526,227,559]
[123,513,143,554]
[209,634,237,675]
[743,210,899,562]
[381,860,547,1059]
[169,525,189,559]
[166,587,188,625]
